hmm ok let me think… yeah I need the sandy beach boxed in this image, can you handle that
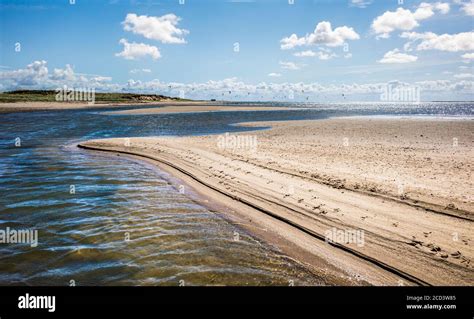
[0,101,294,114]
[104,105,296,115]
[79,117,474,286]
[0,101,165,113]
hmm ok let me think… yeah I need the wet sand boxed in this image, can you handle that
[79,117,474,286]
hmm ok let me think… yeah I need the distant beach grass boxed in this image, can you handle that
[0,90,190,103]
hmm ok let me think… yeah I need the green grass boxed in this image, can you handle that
[0,90,191,103]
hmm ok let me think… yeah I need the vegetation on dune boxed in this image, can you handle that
[0,90,190,103]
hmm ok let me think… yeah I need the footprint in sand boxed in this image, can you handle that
[451,251,462,259]
[460,256,471,267]
[427,243,441,252]
[408,238,423,248]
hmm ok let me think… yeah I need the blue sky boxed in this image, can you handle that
[0,0,473,101]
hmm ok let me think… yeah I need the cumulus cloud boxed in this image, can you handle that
[122,77,473,100]
[268,73,282,77]
[378,49,418,63]
[280,21,359,49]
[51,64,76,81]
[115,39,161,60]
[122,13,188,44]
[457,0,474,16]
[2,61,473,101]
[401,31,474,52]
[0,61,111,90]
[0,60,48,86]
[371,2,450,38]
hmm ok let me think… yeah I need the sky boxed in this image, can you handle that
[0,0,473,101]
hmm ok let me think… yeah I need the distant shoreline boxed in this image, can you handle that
[0,90,203,113]
[0,100,222,114]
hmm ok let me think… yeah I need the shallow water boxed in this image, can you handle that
[0,102,472,285]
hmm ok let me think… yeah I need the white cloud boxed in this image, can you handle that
[280,34,306,50]
[293,50,317,57]
[454,73,474,78]
[378,49,418,63]
[0,60,48,86]
[2,61,473,101]
[401,31,474,52]
[0,61,111,90]
[90,76,112,82]
[130,68,152,74]
[51,64,75,81]
[268,73,282,77]
[115,39,161,60]
[122,13,188,44]
[350,0,372,8]
[122,77,474,99]
[434,2,451,14]
[279,61,302,70]
[458,0,474,16]
[280,21,359,49]
[462,52,474,61]
[371,3,450,38]
[293,50,337,60]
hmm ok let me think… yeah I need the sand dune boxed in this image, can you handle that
[79,117,474,286]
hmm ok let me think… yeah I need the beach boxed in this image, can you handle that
[0,101,293,114]
[104,105,296,115]
[79,116,474,286]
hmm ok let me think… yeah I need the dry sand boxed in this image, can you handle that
[105,105,295,115]
[79,117,474,286]
[0,101,165,113]
[0,101,294,114]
